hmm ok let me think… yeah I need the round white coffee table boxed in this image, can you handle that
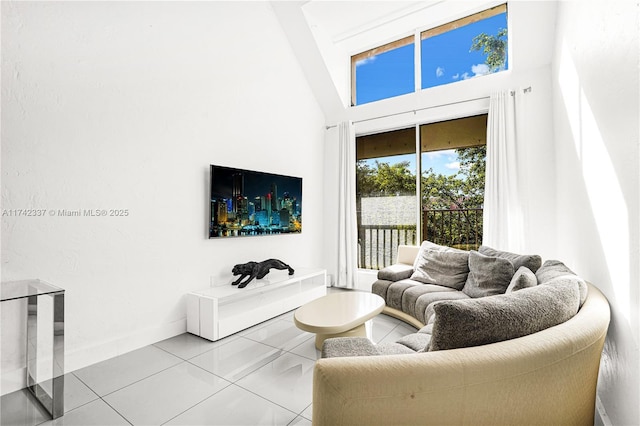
[293,292,385,350]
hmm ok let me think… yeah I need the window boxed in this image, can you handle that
[356,115,487,269]
[351,4,508,105]
[420,115,487,250]
[421,5,507,90]
[356,128,418,269]
[351,36,414,106]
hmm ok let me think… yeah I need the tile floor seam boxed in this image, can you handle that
[96,359,189,399]
[228,382,303,420]
[100,396,135,425]
[183,357,246,383]
[153,334,241,361]
[4,313,411,426]
[70,370,102,401]
[157,381,235,426]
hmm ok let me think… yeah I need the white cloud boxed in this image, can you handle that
[445,161,461,171]
[471,63,490,76]
[452,73,460,80]
[356,56,376,67]
[461,72,471,80]
[423,149,456,160]
[436,66,445,78]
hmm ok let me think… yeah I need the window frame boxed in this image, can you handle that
[350,3,508,107]
[350,34,414,107]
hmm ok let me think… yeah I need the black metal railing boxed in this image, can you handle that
[422,208,483,251]
[357,208,483,270]
[358,225,417,270]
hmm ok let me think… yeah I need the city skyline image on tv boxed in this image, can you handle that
[209,165,302,238]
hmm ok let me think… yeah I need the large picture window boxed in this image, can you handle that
[356,115,487,270]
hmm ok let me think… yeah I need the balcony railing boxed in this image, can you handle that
[357,208,483,270]
[358,225,417,271]
[422,208,483,251]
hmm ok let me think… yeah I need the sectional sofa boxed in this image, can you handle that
[312,242,611,425]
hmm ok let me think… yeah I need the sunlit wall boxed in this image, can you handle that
[551,1,640,424]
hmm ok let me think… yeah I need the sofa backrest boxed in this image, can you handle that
[396,244,420,265]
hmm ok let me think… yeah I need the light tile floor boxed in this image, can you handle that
[1,289,416,426]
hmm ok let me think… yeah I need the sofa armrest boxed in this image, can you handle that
[377,263,414,281]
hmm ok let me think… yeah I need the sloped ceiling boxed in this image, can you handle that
[301,1,435,44]
[272,1,557,124]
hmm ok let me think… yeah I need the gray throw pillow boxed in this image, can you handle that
[479,245,542,273]
[410,247,470,290]
[506,266,537,293]
[428,280,581,351]
[536,260,588,307]
[462,251,515,298]
[412,241,448,270]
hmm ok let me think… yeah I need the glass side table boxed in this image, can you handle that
[1,279,65,419]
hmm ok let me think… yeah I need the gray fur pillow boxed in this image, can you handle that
[506,266,537,293]
[410,247,470,290]
[462,251,515,298]
[429,280,580,351]
[536,260,587,306]
[479,245,543,273]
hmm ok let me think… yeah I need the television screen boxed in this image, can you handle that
[209,165,302,238]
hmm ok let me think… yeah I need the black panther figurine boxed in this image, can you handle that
[231,259,294,288]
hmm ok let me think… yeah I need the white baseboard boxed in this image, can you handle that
[1,318,186,396]
[1,367,27,395]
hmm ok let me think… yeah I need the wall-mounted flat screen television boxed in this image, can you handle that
[209,165,302,238]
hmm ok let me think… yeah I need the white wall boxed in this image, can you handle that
[1,1,326,393]
[551,1,640,424]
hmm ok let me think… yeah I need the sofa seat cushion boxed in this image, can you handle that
[395,333,432,352]
[377,263,414,282]
[401,285,457,319]
[377,342,417,355]
[321,337,381,358]
[429,280,581,351]
[462,251,515,298]
[415,291,470,325]
[479,245,543,273]
[410,242,470,290]
[536,260,588,306]
[418,323,433,334]
[385,280,443,311]
[372,279,394,301]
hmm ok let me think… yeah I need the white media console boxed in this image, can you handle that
[186,268,327,341]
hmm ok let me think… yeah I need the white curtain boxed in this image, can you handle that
[483,89,529,252]
[336,121,358,288]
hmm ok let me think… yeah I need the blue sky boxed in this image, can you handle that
[356,12,506,176]
[365,150,461,178]
[355,12,507,104]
